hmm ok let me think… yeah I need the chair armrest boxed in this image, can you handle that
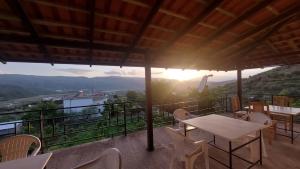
[189,114,198,118]
[185,140,207,158]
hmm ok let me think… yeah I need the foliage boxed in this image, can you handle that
[151,80,176,104]
[22,101,62,121]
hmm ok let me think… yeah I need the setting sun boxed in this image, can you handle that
[163,69,202,81]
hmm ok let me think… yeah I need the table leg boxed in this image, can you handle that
[291,116,294,144]
[213,135,216,144]
[184,124,187,136]
[229,141,232,169]
[259,130,262,165]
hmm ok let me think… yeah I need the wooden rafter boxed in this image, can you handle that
[218,16,295,68]
[152,0,223,63]
[88,0,96,66]
[120,0,164,66]
[188,0,274,67]
[194,4,300,68]
[5,0,53,65]
[0,34,147,54]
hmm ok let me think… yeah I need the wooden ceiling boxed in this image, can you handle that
[0,0,299,70]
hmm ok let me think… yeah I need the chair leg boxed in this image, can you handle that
[284,121,288,132]
[204,145,210,169]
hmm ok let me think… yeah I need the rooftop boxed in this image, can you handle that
[0,0,299,70]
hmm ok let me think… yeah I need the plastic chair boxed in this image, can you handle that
[0,134,41,162]
[165,127,209,169]
[173,109,196,136]
[231,96,248,119]
[272,96,292,131]
[248,112,277,145]
[72,148,122,169]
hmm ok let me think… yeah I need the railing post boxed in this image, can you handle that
[109,104,112,137]
[52,119,55,137]
[14,123,17,135]
[39,110,44,153]
[271,94,274,105]
[27,122,31,134]
[225,95,228,112]
[123,103,127,136]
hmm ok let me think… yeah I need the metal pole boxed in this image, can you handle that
[229,141,232,169]
[237,69,242,110]
[39,110,44,153]
[123,103,127,136]
[291,115,294,144]
[259,130,262,165]
[145,55,154,151]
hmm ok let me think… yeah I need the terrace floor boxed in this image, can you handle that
[47,117,300,169]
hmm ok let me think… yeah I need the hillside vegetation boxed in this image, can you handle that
[223,64,300,96]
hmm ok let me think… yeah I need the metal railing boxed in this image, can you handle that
[0,96,227,151]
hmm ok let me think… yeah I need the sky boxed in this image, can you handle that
[0,62,275,82]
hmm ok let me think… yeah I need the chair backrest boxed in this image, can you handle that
[273,96,289,106]
[250,101,265,113]
[72,148,122,169]
[249,112,272,126]
[231,96,241,112]
[173,109,191,121]
[0,134,41,162]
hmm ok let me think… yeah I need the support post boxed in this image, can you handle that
[145,55,154,151]
[237,69,242,110]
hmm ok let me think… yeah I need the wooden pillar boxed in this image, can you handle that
[237,69,242,110]
[145,55,154,151]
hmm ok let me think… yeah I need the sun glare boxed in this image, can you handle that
[163,69,202,81]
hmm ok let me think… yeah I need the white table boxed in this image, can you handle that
[245,105,300,143]
[268,105,300,144]
[0,153,52,169]
[183,114,266,169]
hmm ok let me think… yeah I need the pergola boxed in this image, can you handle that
[0,0,299,151]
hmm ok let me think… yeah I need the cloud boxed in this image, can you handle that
[126,70,138,76]
[152,71,164,75]
[55,68,93,75]
[104,70,122,76]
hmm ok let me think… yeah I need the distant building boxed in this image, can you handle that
[0,120,23,136]
[63,91,107,113]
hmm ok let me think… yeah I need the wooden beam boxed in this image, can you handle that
[120,0,164,66]
[189,0,273,67]
[144,54,154,151]
[5,0,54,65]
[265,40,280,54]
[88,0,96,66]
[195,4,300,68]
[152,0,223,63]
[0,34,147,53]
[0,52,7,64]
[219,15,295,67]
[243,51,300,62]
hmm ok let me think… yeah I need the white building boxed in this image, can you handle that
[0,120,23,136]
[63,91,107,113]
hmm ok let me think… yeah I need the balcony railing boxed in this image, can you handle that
[0,96,227,152]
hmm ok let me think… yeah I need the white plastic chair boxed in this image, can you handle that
[173,109,197,135]
[246,112,275,161]
[72,148,122,169]
[165,127,209,169]
[0,134,41,162]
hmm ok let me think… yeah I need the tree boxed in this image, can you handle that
[151,80,175,104]
[126,91,138,102]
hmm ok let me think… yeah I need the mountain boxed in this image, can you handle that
[0,74,231,101]
[222,64,300,96]
[0,75,146,100]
